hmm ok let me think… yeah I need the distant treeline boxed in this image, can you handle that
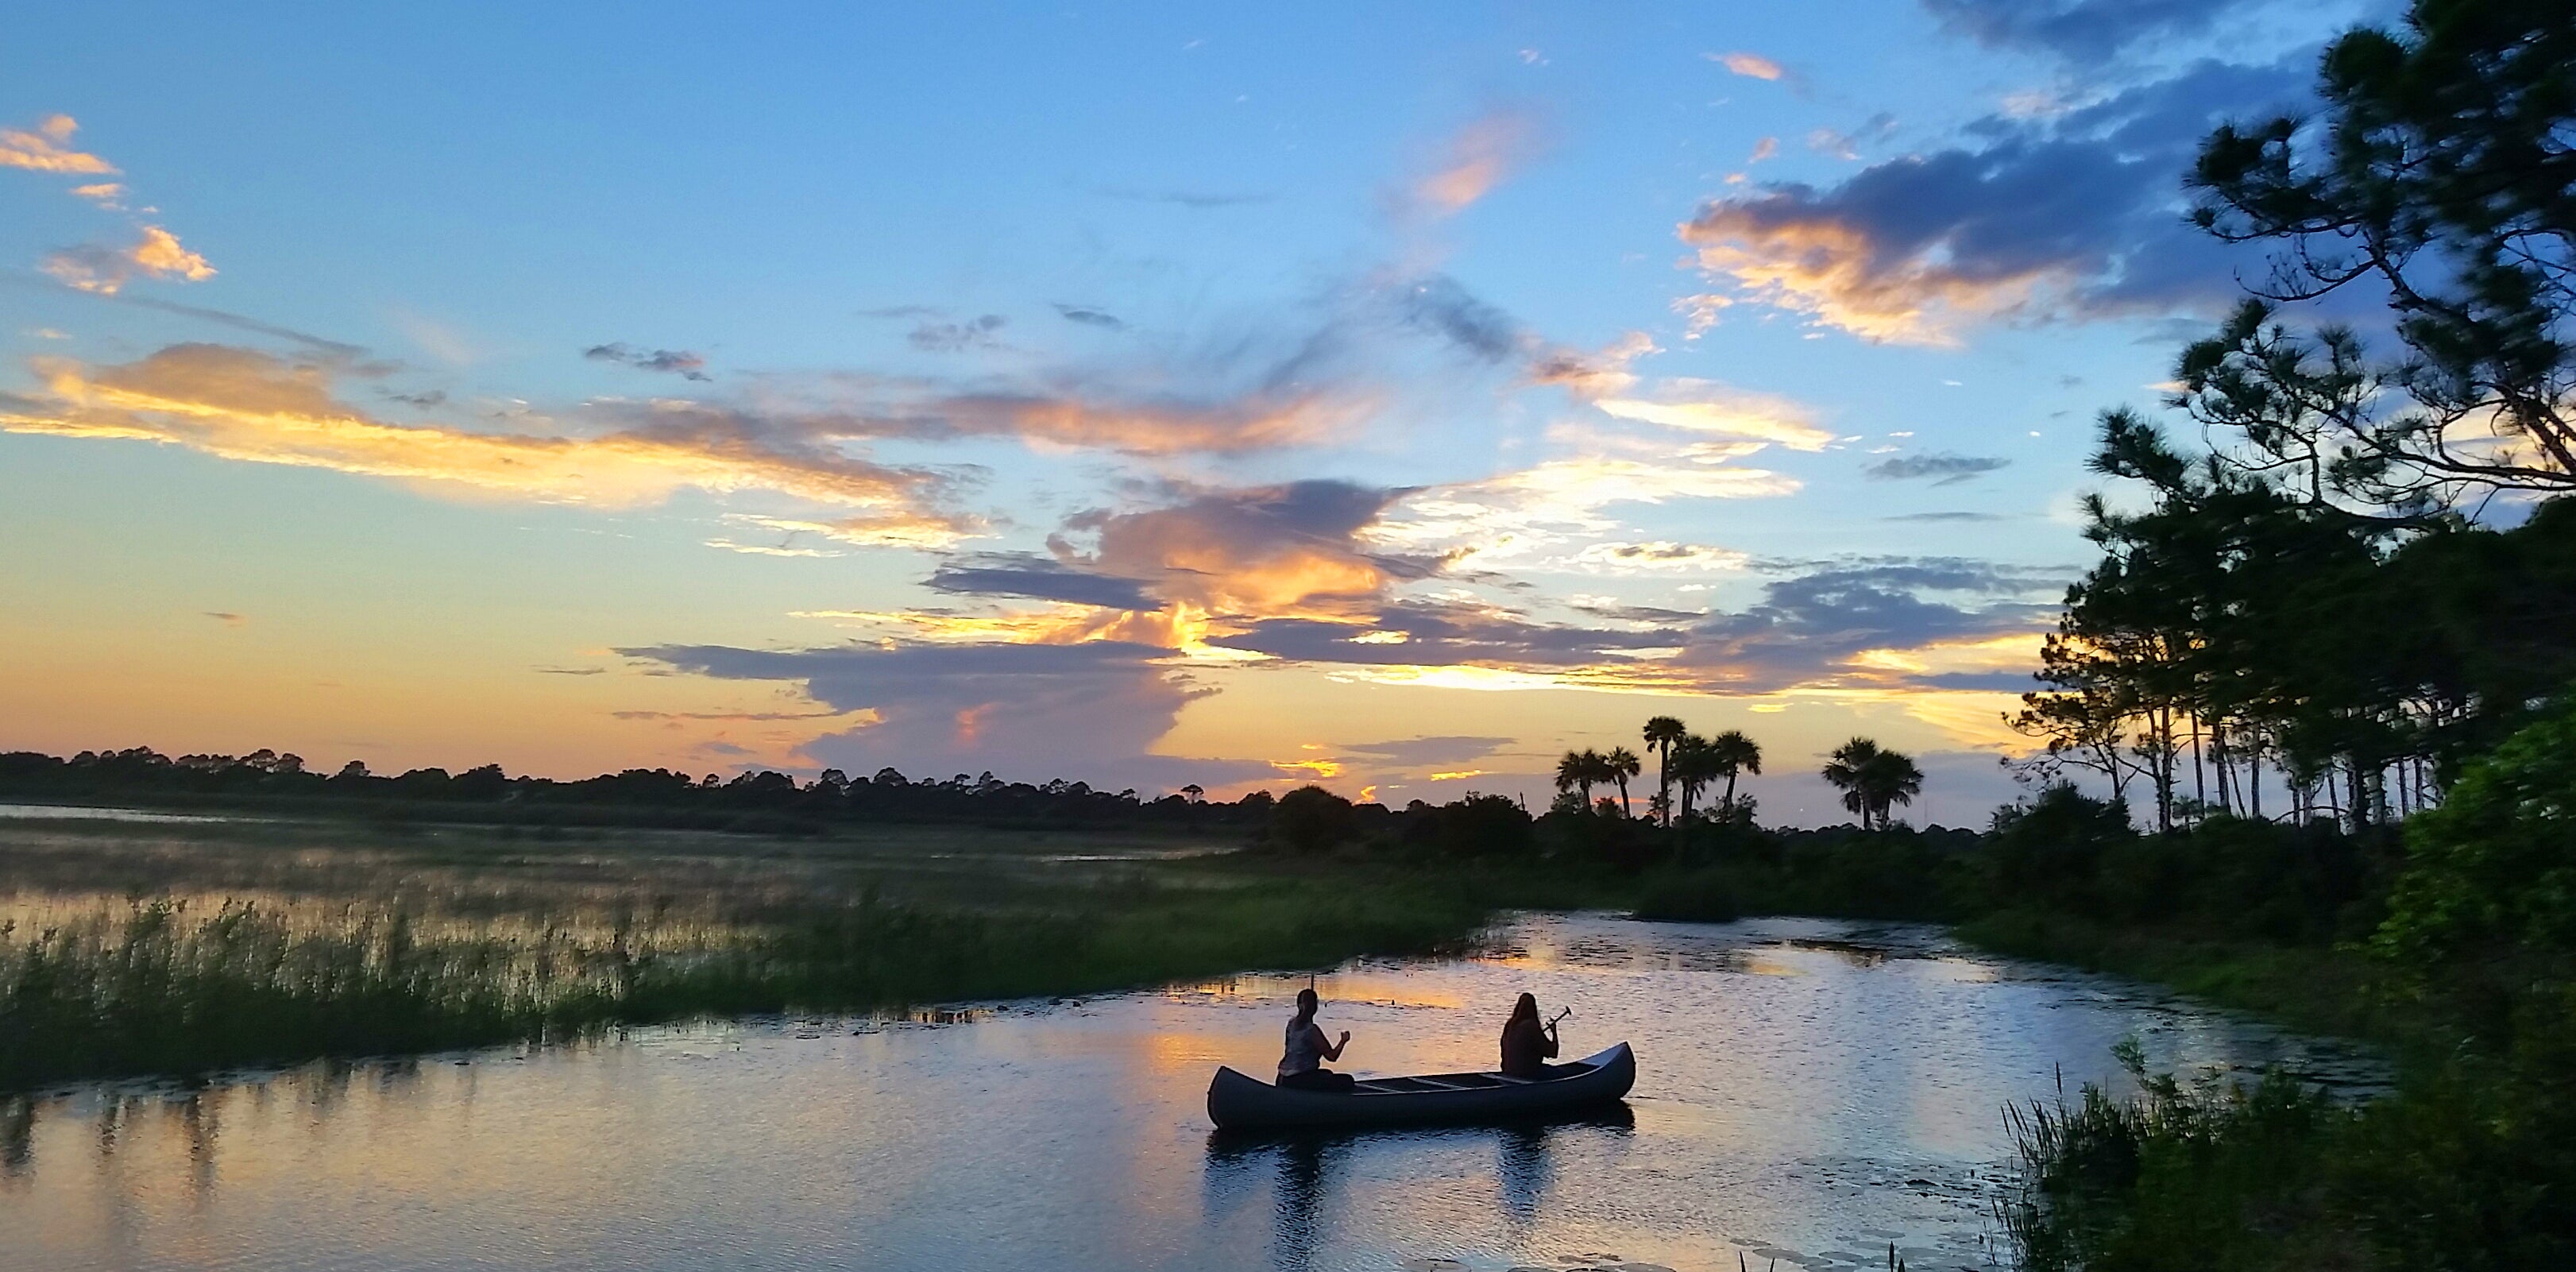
[0,748,1283,833]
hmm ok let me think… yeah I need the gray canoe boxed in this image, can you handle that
[1206,1042,1636,1131]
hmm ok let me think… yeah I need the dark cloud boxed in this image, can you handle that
[907,315,1009,353]
[1672,566,2057,692]
[1068,479,1434,614]
[622,640,1265,792]
[1209,600,1678,668]
[584,342,711,381]
[1923,0,2248,64]
[1396,274,1526,362]
[381,388,447,408]
[1338,736,1514,767]
[855,304,940,319]
[1864,452,2013,484]
[1053,304,1127,331]
[926,552,1156,610]
[1680,57,2312,339]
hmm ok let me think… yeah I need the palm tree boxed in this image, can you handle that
[1822,737,1926,829]
[1642,716,1687,825]
[1603,746,1641,818]
[1555,748,1605,808]
[1821,737,1881,827]
[1708,730,1762,821]
[1862,748,1925,829]
[1668,734,1721,823]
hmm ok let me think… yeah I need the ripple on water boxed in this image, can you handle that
[0,913,2382,1272]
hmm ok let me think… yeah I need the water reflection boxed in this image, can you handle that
[0,914,2385,1272]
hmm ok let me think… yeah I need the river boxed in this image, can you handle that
[0,914,2381,1272]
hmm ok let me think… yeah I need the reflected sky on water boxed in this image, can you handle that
[0,914,2382,1272]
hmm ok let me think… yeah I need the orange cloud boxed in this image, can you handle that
[71,182,125,207]
[1409,110,1540,217]
[42,226,218,294]
[2,344,970,543]
[1589,378,1837,450]
[1712,52,1785,80]
[0,114,116,174]
[1679,200,2052,346]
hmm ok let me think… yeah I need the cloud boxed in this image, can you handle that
[1676,58,2307,343]
[1670,560,2060,693]
[624,640,1264,791]
[202,611,246,626]
[0,115,115,174]
[927,552,1157,610]
[1924,0,2247,65]
[1748,137,1779,163]
[1400,274,1526,361]
[1053,304,1126,331]
[1864,452,2013,483]
[1070,479,1425,617]
[1369,450,1798,566]
[1710,51,1786,80]
[585,342,710,381]
[1338,736,1513,767]
[71,182,124,207]
[1807,113,1897,161]
[1408,110,1541,217]
[1,343,971,545]
[1589,379,1838,450]
[909,314,1010,352]
[1562,541,1750,574]
[42,226,215,295]
[1884,510,2010,522]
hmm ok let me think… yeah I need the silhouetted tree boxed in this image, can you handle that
[1602,746,1641,818]
[1708,730,1762,822]
[1641,716,1687,825]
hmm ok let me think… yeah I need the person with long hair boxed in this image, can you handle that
[1499,992,1560,1078]
[1276,985,1354,1092]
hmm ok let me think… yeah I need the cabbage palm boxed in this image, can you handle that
[1709,730,1762,821]
[1603,746,1641,818]
[1642,716,1687,825]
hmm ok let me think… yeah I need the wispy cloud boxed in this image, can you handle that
[42,226,216,294]
[0,115,115,174]
[1053,304,1126,331]
[908,314,1009,352]
[585,342,710,381]
[1406,110,1542,218]
[1589,378,1837,451]
[1709,51,1786,80]
[2,343,972,546]
[1864,452,2012,484]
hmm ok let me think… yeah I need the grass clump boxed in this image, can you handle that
[0,873,1488,1091]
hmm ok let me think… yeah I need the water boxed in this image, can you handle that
[0,914,2381,1272]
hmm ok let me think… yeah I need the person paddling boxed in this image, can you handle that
[1276,986,1355,1092]
[1500,992,1562,1078]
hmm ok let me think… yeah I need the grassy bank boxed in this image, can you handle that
[1954,910,2416,1046]
[0,872,1492,1092]
[0,814,1539,1091]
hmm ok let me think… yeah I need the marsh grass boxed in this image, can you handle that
[0,821,1495,1090]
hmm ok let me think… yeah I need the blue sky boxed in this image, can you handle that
[0,0,2382,824]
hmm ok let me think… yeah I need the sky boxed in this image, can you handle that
[0,0,2388,825]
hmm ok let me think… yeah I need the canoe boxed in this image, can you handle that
[1206,1042,1636,1131]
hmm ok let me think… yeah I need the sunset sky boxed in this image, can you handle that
[0,2,2376,824]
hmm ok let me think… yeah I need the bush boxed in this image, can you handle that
[1272,785,1358,853]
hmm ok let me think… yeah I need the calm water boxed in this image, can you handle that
[0,914,2380,1272]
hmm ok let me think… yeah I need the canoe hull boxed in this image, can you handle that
[1206,1043,1636,1131]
